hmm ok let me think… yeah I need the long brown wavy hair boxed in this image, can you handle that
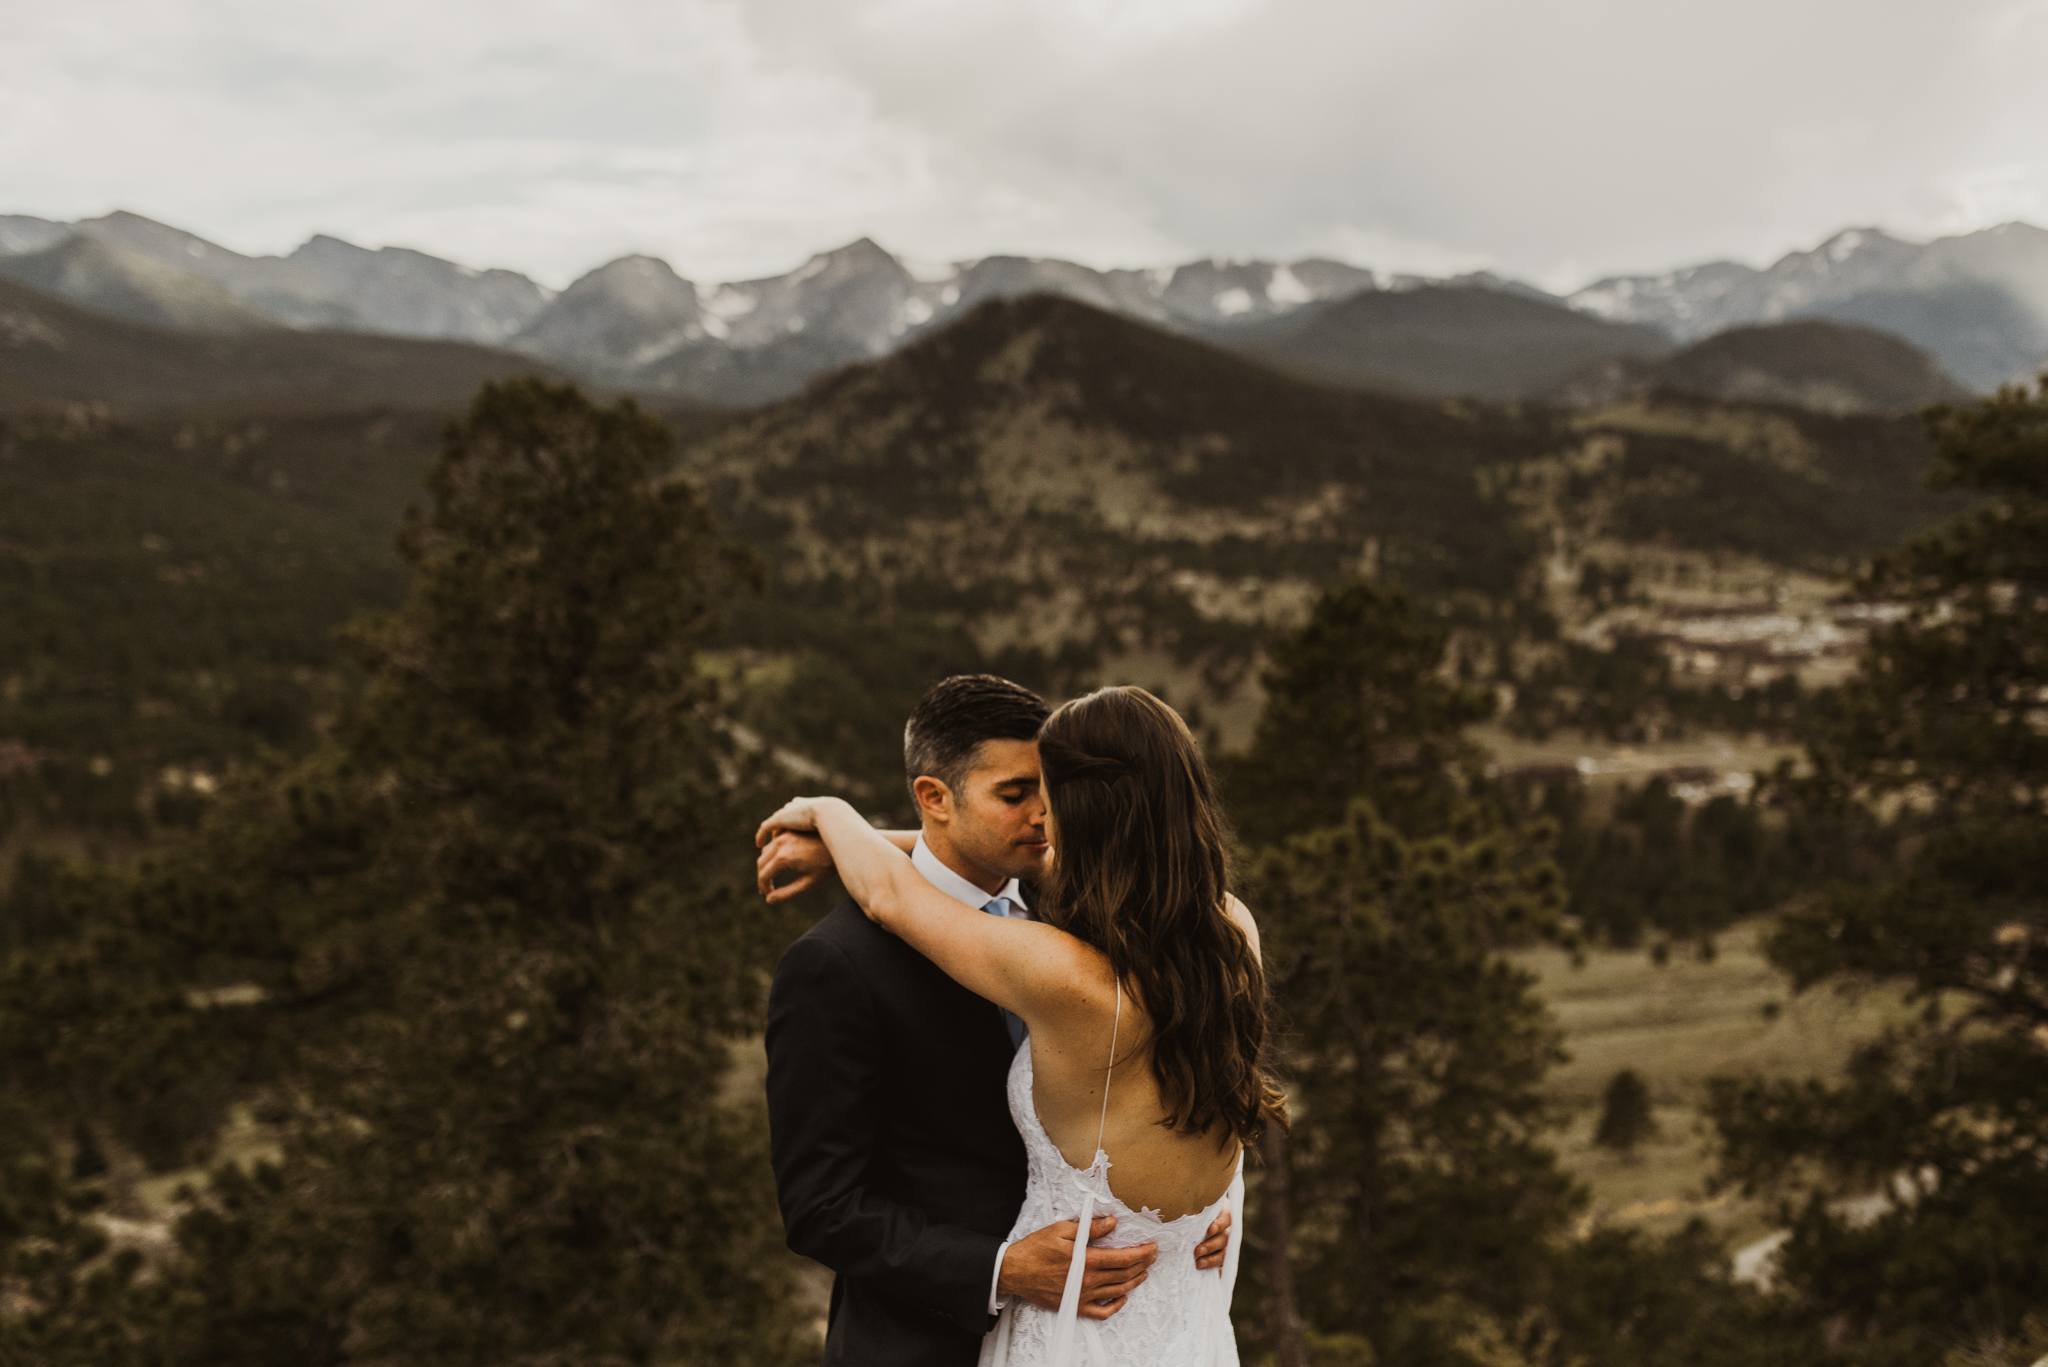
[1036,686,1287,1145]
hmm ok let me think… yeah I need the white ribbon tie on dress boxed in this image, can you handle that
[1047,984,1120,1367]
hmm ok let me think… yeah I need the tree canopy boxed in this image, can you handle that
[1222,580,1491,848]
[1709,380,2048,1367]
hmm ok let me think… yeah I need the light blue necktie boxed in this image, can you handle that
[983,897,1027,1051]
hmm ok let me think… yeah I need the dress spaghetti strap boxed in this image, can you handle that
[1099,983,1121,1154]
[1047,983,1120,1367]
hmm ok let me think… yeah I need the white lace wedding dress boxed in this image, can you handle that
[977,992,1245,1367]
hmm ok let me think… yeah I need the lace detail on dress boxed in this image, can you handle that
[977,1042,1243,1367]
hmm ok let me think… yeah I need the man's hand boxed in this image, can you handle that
[998,1215,1157,1321]
[1193,1204,1231,1271]
[757,830,833,904]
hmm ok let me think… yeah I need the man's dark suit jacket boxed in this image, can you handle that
[767,898,1027,1367]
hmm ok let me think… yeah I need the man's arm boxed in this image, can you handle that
[767,932,1002,1334]
[999,1217,1157,1320]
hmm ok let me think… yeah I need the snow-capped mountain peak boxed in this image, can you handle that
[7,207,2046,404]
[1565,223,2048,387]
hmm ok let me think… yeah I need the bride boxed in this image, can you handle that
[759,685,1285,1367]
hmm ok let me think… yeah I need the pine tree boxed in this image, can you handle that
[1222,580,1492,848]
[1592,1070,1657,1156]
[2,380,806,1365]
[1227,580,1578,1366]
[0,1096,133,1364]
[1709,380,2048,1367]
[1245,799,1578,1365]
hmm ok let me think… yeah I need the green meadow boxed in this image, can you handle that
[1518,919,1915,1259]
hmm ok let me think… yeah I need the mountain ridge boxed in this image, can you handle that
[51,211,555,341]
[0,235,279,335]
[0,272,570,414]
[8,207,2047,405]
[1551,318,1972,415]
[1570,223,2048,389]
[1223,285,1673,399]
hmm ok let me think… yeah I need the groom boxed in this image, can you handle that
[761,674,1228,1365]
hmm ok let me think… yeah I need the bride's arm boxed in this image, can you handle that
[757,826,916,903]
[759,798,1082,1015]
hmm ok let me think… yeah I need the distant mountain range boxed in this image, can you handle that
[1552,319,1973,415]
[3,209,2041,406]
[0,211,551,341]
[1568,225,2048,391]
[514,239,1383,405]
[0,271,566,414]
[1225,285,1674,400]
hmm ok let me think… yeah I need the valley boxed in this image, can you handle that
[1515,922,1921,1261]
[0,279,1972,850]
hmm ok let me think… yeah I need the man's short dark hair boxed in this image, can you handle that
[904,675,1050,799]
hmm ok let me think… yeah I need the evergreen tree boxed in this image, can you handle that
[1709,380,2048,1367]
[0,1095,140,1365]
[1222,580,1491,847]
[1593,1069,1657,1156]
[1535,1223,1815,1367]
[1245,799,1579,1366]
[1226,580,1577,1365]
[1,381,805,1365]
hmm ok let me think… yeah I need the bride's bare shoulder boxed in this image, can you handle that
[1224,893,1262,961]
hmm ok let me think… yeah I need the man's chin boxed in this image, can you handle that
[1008,846,1052,880]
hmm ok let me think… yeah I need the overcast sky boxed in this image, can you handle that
[5,0,2046,289]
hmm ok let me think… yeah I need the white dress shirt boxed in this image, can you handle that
[910,834,1029,920]
[907,835,1031,1317]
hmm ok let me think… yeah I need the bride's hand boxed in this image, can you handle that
[756,796,826,847]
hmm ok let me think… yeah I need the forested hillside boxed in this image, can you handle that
[686,294,1970,806]
[0,279,719,848]
[0,287,1970,844]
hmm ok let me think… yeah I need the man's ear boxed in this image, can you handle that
[911,776,952,823]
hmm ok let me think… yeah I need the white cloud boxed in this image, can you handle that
[1939,164,2048,234]
[0,0,2044,288]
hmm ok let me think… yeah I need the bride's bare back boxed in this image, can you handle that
[1025,909,1256,1220]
